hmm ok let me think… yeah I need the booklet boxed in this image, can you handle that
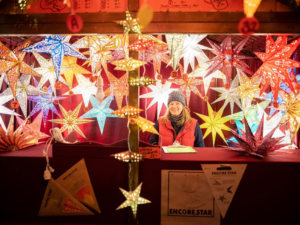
[162,146,197,153]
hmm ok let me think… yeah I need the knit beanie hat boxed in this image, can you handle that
[168,91,186,107]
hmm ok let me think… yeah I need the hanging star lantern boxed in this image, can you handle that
[28,85,66,127]
[131,117,159,135]
[128,38,156,51]
[111,151,143,162]
[63,74,96,108]
[111,58,146,71]
[22,36,87,80]
[33,53,70,96]
[108,50,126,63]
[210,74,243,114]
[145,45,170,76]
[253,35,300,106]
[140,79,178,118]
[230,69,261,115]
[180,34,212,73]
[48,103,92,139]
[104,35,128,51]
[104,72,128,109]
[117,10,141,34]
[206,36,253,88]
[16,111,49,144]
[80,96,117,134]
[82,48,112,75]
[60,56,91,88]
[129,76,156,87]
[111,105,143,118]
[195,102,231,147]
[0,40,42,98]
[0,74,48,117]
[165,34,185,70]
[0,95,20,131]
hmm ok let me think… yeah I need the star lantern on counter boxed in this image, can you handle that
[0,39,42,98]
[129,76,156,87]
[140,79,178,118]
[165,34,185,70]
[0,95,20,132]
[206,36,253,88]
[253,35,300,106]
[226,115,289,158]
[60,56,91,89]
[22,36,87,80]
[16,111,50,144]
[117,10,141,34]
[0,74,48,117]
[32,53,70,96]
[63,74,96,108]
[210,75,243,114]
[111,151,143,162]
[80,96,118,134]
[111,105,144,118]
[180,35,212,73]
[111,58,146,71]
[230,69,261,115]
[28,86,66,127]
[0,114,37,152]
[104,72,128,109]
[128,38,156,51]
[117,183,151,217]
[131,117,159,135]
[48,102,93,139]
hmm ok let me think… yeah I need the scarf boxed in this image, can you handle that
[169,114,184,135]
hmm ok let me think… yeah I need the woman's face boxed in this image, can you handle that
[169,101,184,116]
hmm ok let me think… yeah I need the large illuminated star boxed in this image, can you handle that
[63,74,97,108]
[48,103,92,139]
[145,45,170,76]
[22,35,87,80]
[0,74,47,117]
[253,35,300,105]
[116,183,151,218]
[180,34,212,73]
[80,96,117,134]
[0,40,42,97]
[104,72,128,109]
[139,79,178,118]
[33,53,70,96]
[195,102,231,147]
[28,85,66,127]
[210,75,243,114]
[0,95,20,132]
[230,69,261,115]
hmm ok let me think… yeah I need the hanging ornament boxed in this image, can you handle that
[165,34,185,70]
[131,117,159,135]
[111,105,144,118]
[111,151,143,163]
[128,38,155,51]
[111,58,146,71]
[129,76,156,87]
[117,10,141,34]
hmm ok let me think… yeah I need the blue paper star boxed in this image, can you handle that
[80,96,118,134]
[228,120,258,143]
[22,35,87,80]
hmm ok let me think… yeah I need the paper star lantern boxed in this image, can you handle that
[111,151,143,162]
[82,48,112,75]
[32,53,70,96]
[230,69,261,115]
[0,74,47,117]
[165,34,185,70]
[129,76,156,87]
[206,36,253,88]
[116,183,151,217]
[22,36,87,80]
[104,35,128,51]
[63,74,96,108]
[16,111,49,144]
[104,72,128,109]
[0,95,20,132]
[139,79,178,118]
[111,58,146,71]
[131,117,159,135]
[60,56,91,88]
[128,38,155,51]
[145,45,170,76]
[210,74,243,114]
[226,115,288,158]
[195,102,231,147]
[180,35,212,73]
[117,10,141,34]
[227,119,258,144]
[253,35,300,105]
[107,50,126,64]
[80,96,117,134]
[28,85,66,127]
[48,103,92,139]
[0,40,42,98]
[0,114,37,151]
[111,105,143,118]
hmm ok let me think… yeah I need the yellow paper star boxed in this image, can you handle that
[230,69,261,115]
[116,183,151,218]
[195,102,231,147]
[118,10,141,34]
[131,117,159,135]
[60,56,91,89]
[111,58,146,71]
[48,102,92,139]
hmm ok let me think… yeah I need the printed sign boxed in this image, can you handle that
[139,147,160,159]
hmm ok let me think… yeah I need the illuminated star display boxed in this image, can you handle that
[165,34,185,70]
[80,96,117,134]
[48,103,93,139]
[145,45,170,76]
[131,117,159,135]
[117,10,141,34]
[111,58,146,71]
[0,95,20,132]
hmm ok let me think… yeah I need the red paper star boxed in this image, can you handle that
[145,45,170,76]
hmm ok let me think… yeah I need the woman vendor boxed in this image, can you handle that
[149,90,205,147]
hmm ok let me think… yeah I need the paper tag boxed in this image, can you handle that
[139,147,160,159]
